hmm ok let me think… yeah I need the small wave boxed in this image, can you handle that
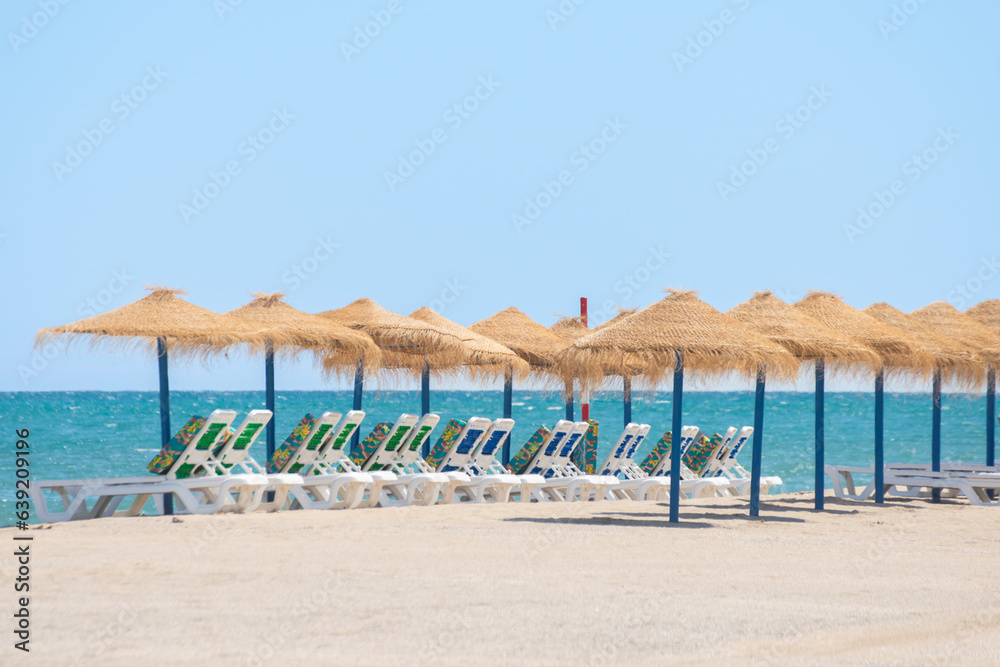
[512,402,526,407]
[105,423,118,428]
[546,406,561,411]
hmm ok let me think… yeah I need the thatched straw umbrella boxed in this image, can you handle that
[863,301,989,502]
[225,293,381,461]
[470,308,571,463]
[559,289,800,523]
[965,300,1000,467]
[794,292,932,508]
[727,291,883,513]
[911,301,1000,484]
[36,286,273,513]
[317,298,466,451]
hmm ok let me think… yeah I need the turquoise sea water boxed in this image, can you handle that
[1,390,993,525]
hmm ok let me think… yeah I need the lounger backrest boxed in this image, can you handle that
[361,413,420,471]
[509,426,551,474]
[625,424,651,462]
[572,420,599,474]
[426,419,467,469]
[435,417,493,473]
[704,427,738,477]
[466,418,515,474]
[522,420,576,476]
[147,415,206,474]
[721,427,753,466]
[310,411,366,475]
[394,413,442,467]
[648,426,700,477]
[266,413,317,473]
[639,431,672,476]
[167,410,239,479]
[548,421,592,475]
[211,410,273,473]
[682,432,726,477]
[596,423,642,476]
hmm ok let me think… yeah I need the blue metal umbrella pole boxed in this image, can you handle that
[265,343,276,463]
[749,368,765,517]
[565,380,574,421]
[157,337,173,516]
[874,368,885,504]
[623,376,632,427]
[987,368,996,467]
[351,359,364,455]
[669,350,684,524]
[501,369,513,467]
[931,368,942,503]
[420,362,431,458]
[815,358,825,511]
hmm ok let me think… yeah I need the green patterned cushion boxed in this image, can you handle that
[426,419,466,469]
[571,419,598,474]
[267,414,317,473]
[349,422,392,468]
[640,431,672,475]
[509,426,550,475]
[147,416,205,474]
[682,434,717,476]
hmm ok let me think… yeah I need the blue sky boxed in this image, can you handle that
[2,1,997,392]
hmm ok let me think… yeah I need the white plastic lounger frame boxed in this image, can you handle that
[388,413,457,504]
[31,410,268,522]
[287,410,373,511]
[446,418,523,503]
[705,427,781,496]
[207,410,304,512]
[827,463,1000,505]
[545,424,620,501]
[357,414,446,507]
[523,421,613,502]
[645,426,726,498]
[598,424,673,501]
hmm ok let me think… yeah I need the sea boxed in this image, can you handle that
[1,390,993,525]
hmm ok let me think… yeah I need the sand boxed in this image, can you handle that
[3,492,998,666]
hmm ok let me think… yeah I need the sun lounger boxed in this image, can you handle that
[438,418,524,503]
[828,463,1000,504]
[645,426,728,498]
[353,414,447,506]
[31,410,268,522]
[275,411,374,511]
[595,424,670,501]
[517,421,612,502]
[695,426,781,497]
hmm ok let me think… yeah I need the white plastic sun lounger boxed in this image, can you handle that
[31,410,268,522]
[285,411,373,510]
[702,426,781,497]
[355,414,447,507]
[442,418,524,503]
[598,424,671,501]
[205,409,303,512]
[827,463,1000,505]
[432,417,494,503]
[645,426,729,499]
[522,421,615,502]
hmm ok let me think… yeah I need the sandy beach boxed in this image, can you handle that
[3,493,998,666]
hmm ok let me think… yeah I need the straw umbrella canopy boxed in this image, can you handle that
[726,291,884,514]
[863,303,984,387]
[317,298,466,451]
[793,291,933,507]
[225,293,382,461]
[35,286,273,513]
[558,289,800,523]
[912,301,1000,473]
[965,299,1000,467]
